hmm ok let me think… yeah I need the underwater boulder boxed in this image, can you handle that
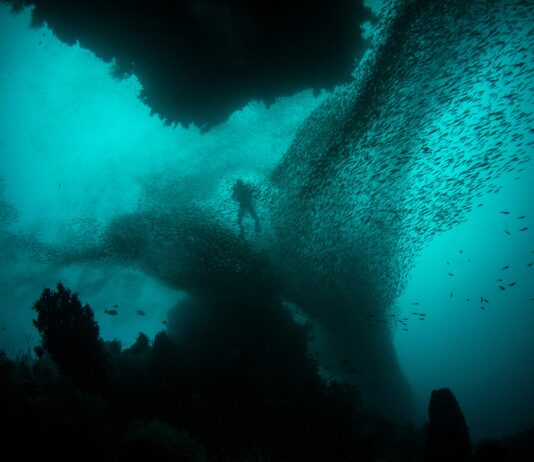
[424,388,472,462]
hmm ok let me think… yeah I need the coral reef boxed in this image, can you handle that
[1,0,371,128]
[1,283,425,461]
[2,292,532,460]
[32,282,110,392]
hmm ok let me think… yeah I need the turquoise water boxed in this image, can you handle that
[1,0,533,443]
[0,3,324,348]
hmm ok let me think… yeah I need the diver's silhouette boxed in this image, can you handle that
[232,179,261,237]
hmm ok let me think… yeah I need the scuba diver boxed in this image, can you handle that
[232,179,261,237]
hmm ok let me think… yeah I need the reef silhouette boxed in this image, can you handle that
[2,286,533,461]
[1,0,371,129]
[3,281,420,461]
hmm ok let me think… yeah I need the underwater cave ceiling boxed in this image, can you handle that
[4,0,372,129]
